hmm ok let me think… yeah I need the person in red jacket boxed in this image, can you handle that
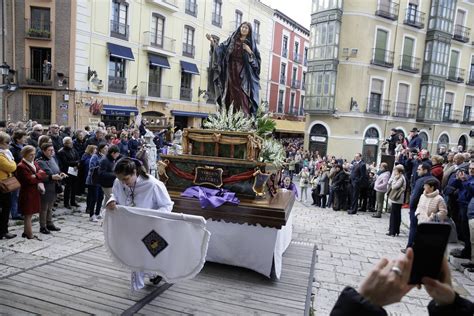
[15,145,47,239]
[431,155,444,184]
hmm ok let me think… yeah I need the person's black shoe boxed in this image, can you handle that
[47,225,61,232]
[386,233,395,237]
[347,210,357,215]
[71,203,80,207]
[450,248,470,259]
[0,232,17,239]
[54,202,58,207]
[358,208,367,212]
[40,227,51,234]
[368,209,376,213]
[468,267,474,273]
[461,262,474,269]
[372,214,381,218]
[150,275,162,285]
[64,204,71,209]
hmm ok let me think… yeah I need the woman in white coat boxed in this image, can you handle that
[106,157,173,290]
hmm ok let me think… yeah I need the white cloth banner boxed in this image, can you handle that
[205,213,293,278]
[104,206,211,286]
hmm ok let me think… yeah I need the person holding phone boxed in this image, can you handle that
[330,248,474,315]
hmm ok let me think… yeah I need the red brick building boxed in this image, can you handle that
[268,10,309,135]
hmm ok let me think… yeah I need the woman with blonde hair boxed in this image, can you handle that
[387,164,406,236]
[0,132,17,239]
[15,145,47,239]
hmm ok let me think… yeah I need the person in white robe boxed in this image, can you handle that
[106,157,174,290]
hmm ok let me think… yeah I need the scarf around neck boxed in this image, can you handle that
[22,158,36,172]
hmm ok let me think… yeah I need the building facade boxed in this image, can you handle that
[74,0,274,131]
[2,0,76,126]
[267,10,309,136]
[306,0,474,163]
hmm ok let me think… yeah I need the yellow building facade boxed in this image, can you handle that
[306,0,474,163]
[74,0,273,131]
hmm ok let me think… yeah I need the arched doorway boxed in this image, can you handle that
[309,124,328,156]
[438,133,449,152]
[458,135,467,152]
[419,131,429,149]
[362,127,379,164]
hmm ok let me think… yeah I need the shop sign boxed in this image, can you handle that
[364,138,379,145]
[311,136,326,142]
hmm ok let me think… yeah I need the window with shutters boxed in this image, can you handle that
[282,36,288,57]
[280,63,286,84]
[464,96,474,122]
[278,90,284,113]
[368,78,384,114]
[443,92,454,122]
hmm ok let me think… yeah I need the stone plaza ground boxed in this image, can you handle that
[1,198,474,315]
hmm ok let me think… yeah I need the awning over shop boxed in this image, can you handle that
[171,110,209,118]
[102,105,139,116]
[149,54,170,69]
[180,61,200,75]
[107,43,135,61]
[272,119,305,134]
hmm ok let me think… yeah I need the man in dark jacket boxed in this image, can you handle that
[57,137,80,208]
[48,124,63,152]
[404,163,437,251]
[386,128,398,156]
[349,153,368,215]
[98,145,121,206]
[27,124,43,148]
[128,130,140,158]
[9,129,27,220]
[86,128,105,147]
[408,127,423,151]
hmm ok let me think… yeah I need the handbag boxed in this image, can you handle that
[388,187,403,201]
[432,215,458,243]
[0,176,21,193]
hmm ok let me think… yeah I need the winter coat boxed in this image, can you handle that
[56,146,80,174]
[415,189,447,223]
[86,153,103,186]
[73,139,87,158]
[332,170,348,192]
[319,171,330,195]
[350,160,368,188]
[431,163,443,184]
[9,142,23,164]
[408,134,422,151]
[98,154,117,188]
[298,171,310,188]
[16,160,46,215]
[387,174,406,204]
[374,171,390,193]
[410,173,437,211]
[36,153,61,203]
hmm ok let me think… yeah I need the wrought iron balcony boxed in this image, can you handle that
[371,48,394,68]
[180,87,192,101]
[461,110,474,124]
[403,8,425,29]
[398,55,420,73]
[108,76,127,93]
[417,105,442,122]
[182,43,195,58]
[366,98,390,115]
[144,32,176,54]
[291,79,301,89]
[147,82,173,98]
[20,67,54,86]
[375,1,399,21]
[212,13,222,27]
[185,1,198,16]
[282,49,288,58]
[25,19,51,39]
[453,24,470,43]
[110,20,129,41]
[467,70,474,86]
[280,76,286,85]
[293,54,302,64]
[442,110,462,123]
[392,102,416,119]
[447,67,465,83]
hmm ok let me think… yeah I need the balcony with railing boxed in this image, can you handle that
[279,76,286,85]
[461,109,474,124]
[185,1,197,16]
[371,48,394,68]
[19,67,54,86]
[447,67,465,83]
[403,8,425,29]
[467,70,474,86]
[182,43,195,58]
[143,32,176,56]
[366,98,390,115]
[416,105,442,122]
[442,110,463,123]
[293,54,302,64]
[291,79,301,89]
[146,82,173,99]
[453,24,470,43]
[392,102,416,119]
[398,54,420,73]
[180,87,192,101]
[25,19,51,39]
[212,13,222,27]
[108,76,127,93]
[110,20,129,41]
[375,1,399,20]
[145,0,179,12]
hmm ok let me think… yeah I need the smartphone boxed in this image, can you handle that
[409,223,451,284]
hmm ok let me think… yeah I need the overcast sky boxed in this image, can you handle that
[260,0,312,29]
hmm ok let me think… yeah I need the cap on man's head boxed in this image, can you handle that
[410,127,419,133]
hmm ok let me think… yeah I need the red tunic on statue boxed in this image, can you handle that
[225,38,250,114]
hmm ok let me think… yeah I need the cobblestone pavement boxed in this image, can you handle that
[291,200,474,316]
[1,198,474,315]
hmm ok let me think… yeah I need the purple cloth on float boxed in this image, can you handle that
[181,186,240,209]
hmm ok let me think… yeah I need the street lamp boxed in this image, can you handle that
[0,62,10,76]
